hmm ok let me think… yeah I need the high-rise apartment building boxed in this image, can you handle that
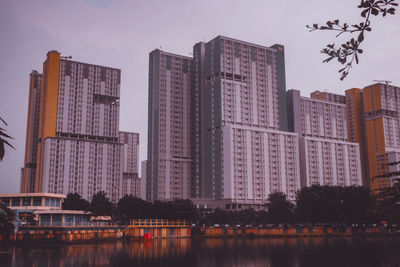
[21,51,139,203]
[287,89,362,187]
[346,83,400,192]
[20,71,42,193]
[120,131,141,198]
[147,36,298,206]
[141,160,147,200]
[310,90,346,104]
[147,49,193,201]
[192,36,299,205]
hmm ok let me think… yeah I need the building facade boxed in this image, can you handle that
[192,36,299,205]
[141,160,147,200]
[310,90,346,104]
[120,131,141,198]
[147,50,193,201]
[20,71,42,193]
[346,83,400,193]
[287,89,362,187]
[21,51,139,203]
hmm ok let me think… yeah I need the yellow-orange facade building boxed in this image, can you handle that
[346,83,400,193]
[20,51,140,203]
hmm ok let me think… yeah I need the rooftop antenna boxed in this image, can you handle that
[373,80,392,85]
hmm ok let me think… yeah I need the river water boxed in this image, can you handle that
[1,237,400,267]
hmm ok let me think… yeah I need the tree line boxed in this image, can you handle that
[1,184,399,240]
[61,184,400,225]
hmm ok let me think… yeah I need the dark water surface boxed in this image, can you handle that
[1,237,400,267]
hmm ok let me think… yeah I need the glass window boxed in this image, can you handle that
[33,197,41,206]
[12,197,20,206]
[56,199,60,207]
[22,197,30,206]
[1,198,10,206]
[45,198,50,206]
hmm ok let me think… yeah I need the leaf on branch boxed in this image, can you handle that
[0,131,14,139]
[361,8,369,17]
[371,7,380,15]
[0,118,7,126]
[323,56,335,63]
[307,0,397,80]
[358,31,365,42]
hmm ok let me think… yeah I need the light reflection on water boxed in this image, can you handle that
[1,237,400,267]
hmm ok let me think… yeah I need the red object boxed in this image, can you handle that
[144,233,151,240]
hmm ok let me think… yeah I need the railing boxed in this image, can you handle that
[20,221,122,228]
[129,219,190,227]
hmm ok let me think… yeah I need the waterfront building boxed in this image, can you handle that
[0,193,66,223]
[287,89,362,187]
[346,83,400,192]
[20,51,138,203]
[147,49,193,201]
[192,36,299,206]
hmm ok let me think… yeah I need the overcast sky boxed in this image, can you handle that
[0,0,399,193]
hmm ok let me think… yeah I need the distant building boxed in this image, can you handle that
[147,50,193,201]
[20,51,139,203]
[192,36,299,206]
[20,71,42,193]
[141,160,147,200]
[287,89,362,187]
[346,83,400,192]
[120,132,141,198]
[310,90,345,104]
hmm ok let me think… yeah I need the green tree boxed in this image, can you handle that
[62,193,90,211]
[307,0,398,80]
[0,202,15,240]
[266,192,294,224]
[117,195,152,222]
[151,199,198,221]
[375,183,400,223]
[90,191,114,216]
[0,117,15,161]
[168,199,198,221]
[295,185,374,224]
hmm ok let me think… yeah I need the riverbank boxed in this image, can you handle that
[1,224,400,244]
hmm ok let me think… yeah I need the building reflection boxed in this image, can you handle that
[3,237,400,267]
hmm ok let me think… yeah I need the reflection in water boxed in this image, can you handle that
[1,237,400,267]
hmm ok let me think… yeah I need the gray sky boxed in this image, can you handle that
[0,0,399,193]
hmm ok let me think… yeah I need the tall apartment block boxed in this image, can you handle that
[287,90,362,187]
[346,83,400,192]
[193,36,299,206]
[120,131,141,198]
[140,160,147,200]
[20,51,139,203]
[147,50,193,201]
[310,90,346,104]
[20,71,42,193]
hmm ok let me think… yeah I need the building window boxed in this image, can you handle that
[12,198,21,207]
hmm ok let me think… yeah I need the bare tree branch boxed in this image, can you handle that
[307,0,398,80]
